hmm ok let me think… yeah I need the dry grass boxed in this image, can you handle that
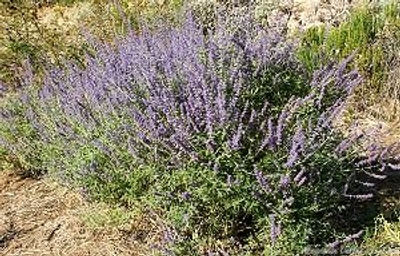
[37,1,95,48]
[343,59,400,153]
[351,215,400,256]
[366,57,400,121]
[275,0,365,33]
[0,170,163,256]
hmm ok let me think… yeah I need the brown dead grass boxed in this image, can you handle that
[0,170,161,256]
[273,0,365,33]
[344,58,400,153]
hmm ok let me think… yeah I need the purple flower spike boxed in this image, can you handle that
[181,191,191,200]
[269,214,281,244]
[255,168,271,192]
[279,174,291,190]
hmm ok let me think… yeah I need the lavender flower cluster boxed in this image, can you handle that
[8,10,303,166]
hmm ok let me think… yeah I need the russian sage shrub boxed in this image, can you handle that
[1,6,399,255]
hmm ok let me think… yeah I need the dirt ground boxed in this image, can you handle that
[0,170,159,256]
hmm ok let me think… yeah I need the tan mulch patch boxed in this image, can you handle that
[0,171,160,256]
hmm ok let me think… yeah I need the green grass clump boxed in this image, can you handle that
[297,1,400,97]
[351,214,400,256]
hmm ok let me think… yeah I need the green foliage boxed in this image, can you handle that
[82,203,138,228]
[148,130,360,254]
[247,65,311,113]
[297,1,400,93]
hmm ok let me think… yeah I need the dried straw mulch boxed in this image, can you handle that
[0,170,160,256]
